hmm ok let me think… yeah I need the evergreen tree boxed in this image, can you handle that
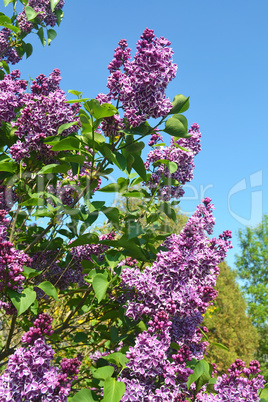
[203,261,259,374]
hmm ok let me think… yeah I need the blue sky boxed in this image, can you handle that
[3,0,268,269]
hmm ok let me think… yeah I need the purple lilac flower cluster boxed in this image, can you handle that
[17,0,65,33]
[9,69,79,163]
[196,359,265,402]
[0,210,31,314]
[30,250,85,292]
[0,28,21,65]
[0,70,27,123]
[97,28,177,133]
[0,335,81,401]
[148,129,164,146]
[71,232,116,264]
[145,123,201,201]
[21,313,53,344]
[119,199,232,400]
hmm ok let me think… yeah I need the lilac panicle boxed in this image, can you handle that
[0,210,31,314]
[196,359,265,402]
[17,0,65,33]
[21,313,53,344]
[0,70,27,124]
[145,123,201,201]
[119,199,232,400]
[9,69,80,163]
[0,29,21,65]
[98,28,177,131]
[0,336,81,401]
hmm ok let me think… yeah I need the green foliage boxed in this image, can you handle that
[203,261,259,374]
[235,216,268,379]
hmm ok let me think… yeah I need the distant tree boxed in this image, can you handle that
[235,216,268,379]
[203,261,259,374]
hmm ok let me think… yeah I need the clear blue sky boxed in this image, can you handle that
[3,0,268,269]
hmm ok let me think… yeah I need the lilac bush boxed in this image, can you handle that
[0,3,266,401]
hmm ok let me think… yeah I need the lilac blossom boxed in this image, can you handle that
[196,360,265,402]
[0,337,81,401]
[0,210,31,314]
[98,28,177,129]
[145,123,201,201]
[119,199,232,400]
[21,313,53,344]
[17,0,65,33]
[71,232,116,264]
[148,129,164,146]
[0,28,21,65]
[9,69,79,163]
[0,69,27,124]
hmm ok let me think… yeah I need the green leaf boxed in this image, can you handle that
[169,94,190,114]
[8,288,36,316]
[102,377,126,402]
[22,266,41,279]
[116,237,147,261]
[105,252,123,270]
[210,342,229,351]
[125,141,145,153]
[38,163,70,174]
[128,221,143,239]
[187,360,207,389]
[68,89,83,98]
[102,352,129,368]
[50,0,61,12]
[37,27,46,46]
[92,274,109,303]
[115,152,127,171]
[98,183,120,193]
[164,115,189,138]
[37,281,59,301]
[47,29,57,45]
[59,155,85,164]
[131,154,147,181]
[92,366,114,379]
[0,15,11,25]
[0,161,17,172]
[68,233,99,248]
[74,332,88,343]
[3,0,14,6]
[85,100,118,119]
[102,207,119,227]
[170,113,188,131]
[25,43,33,58]
[25,5,40,21]
[58,121,78,135]
[55,9,63,25]
[0,22,20,33]
[161,202,176,222]
[68,389,97,402]
[51,137,80,151]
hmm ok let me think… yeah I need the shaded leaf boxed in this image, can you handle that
[8,288,36,316]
